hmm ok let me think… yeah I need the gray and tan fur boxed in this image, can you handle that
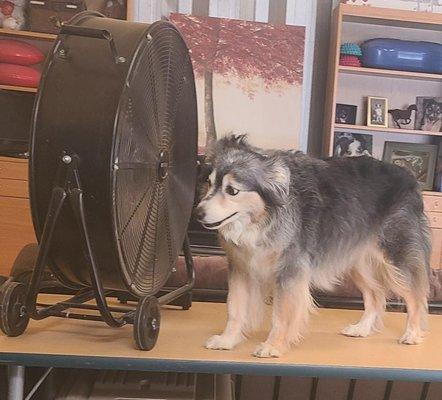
[196,135,430,358]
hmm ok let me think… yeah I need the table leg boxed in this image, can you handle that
[8,365,25,400]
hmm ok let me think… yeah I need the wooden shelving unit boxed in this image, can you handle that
[324,4,442,270]
[324,4,442,157]
[338,65,442,82]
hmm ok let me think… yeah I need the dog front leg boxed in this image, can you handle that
[206,271,250,350]
[253,275,313,358]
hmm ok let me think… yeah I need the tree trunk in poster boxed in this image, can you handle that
[204,69,217,150]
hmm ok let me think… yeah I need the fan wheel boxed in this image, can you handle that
[133,296,161,350]
[0,281,30,337]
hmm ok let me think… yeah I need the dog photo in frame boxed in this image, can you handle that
[367,96,388,128]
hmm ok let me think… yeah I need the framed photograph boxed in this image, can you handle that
[333,131,372,157]
[367,96,388,128]
[335,104,357,125]
[415,96,442,132]
[383,142,438,190]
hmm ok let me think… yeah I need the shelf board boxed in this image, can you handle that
[334,123,442,137]
[339,66,442,82]
[423,190,442,197]
[0,28,56,41]
[0,84,37,93]
[340,4,442,29]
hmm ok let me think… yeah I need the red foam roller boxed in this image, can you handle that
[0,39,44,66]
[0,63,41,88]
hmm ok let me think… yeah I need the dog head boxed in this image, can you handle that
[424,99,442,123]
[195,135,290,231]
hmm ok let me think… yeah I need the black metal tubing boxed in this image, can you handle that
[26,186,67,319]
[25,156,126,327]
[158,235,195,306]
[23,154,197,331]
[60,24,123,64]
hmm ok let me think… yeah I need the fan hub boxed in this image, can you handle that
[158,150,169,180]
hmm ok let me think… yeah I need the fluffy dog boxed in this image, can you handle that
[196,135,430,358]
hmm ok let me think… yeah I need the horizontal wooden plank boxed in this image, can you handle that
[338,66,442,82]
[334,123,442,137]
[0,178,28,198]
[0,196,35,276]
[427,212,442,229]
[0,27,56,41]
[1,299,442,381]
[0,161,28,181]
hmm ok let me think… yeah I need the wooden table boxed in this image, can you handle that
[1,299,442,384]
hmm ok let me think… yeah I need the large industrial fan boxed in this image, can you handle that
[0,11,198,350]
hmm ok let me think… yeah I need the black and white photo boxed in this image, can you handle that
[333,131,372,157]
[367,96,388,128]
[415,96,442,132]
[335,103,357,125]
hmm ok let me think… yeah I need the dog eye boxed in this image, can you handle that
[225,185,239,196]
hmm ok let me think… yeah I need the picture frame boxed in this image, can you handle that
[382,141,438,190]
[414,96,442,132]
[333,131,372,157]
[335,104,357,125]
[367,96,388,128]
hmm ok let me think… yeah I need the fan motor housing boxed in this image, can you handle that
[30,12,198,297]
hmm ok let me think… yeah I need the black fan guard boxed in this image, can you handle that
[29,12,198,298]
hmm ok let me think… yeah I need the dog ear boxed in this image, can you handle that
[260,159,290,207]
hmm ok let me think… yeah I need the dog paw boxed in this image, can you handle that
[399,330,423,345]
[252,342,282,358]
[341,323,372,338]
[205,335,239,350]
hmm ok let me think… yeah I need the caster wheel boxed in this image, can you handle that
[0,281,29,337]
[133,296,160,351]
[181,292,192,310]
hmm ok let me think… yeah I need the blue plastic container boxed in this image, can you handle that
[361,38,442,74]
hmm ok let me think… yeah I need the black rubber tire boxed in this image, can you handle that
[133,296,160,351]
[0,281,29,337]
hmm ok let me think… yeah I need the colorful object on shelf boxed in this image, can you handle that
[340,42,362,57]
[0,39,44,65]
[361,38,442,74]
[0,63,41,87]
[0,0,25,30]
[339,55,361,67]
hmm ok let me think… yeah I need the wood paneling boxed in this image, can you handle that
[0,178,28,198]
[0,160,28,180]
[424,195,442,213]
[0,196,36,276]
[427,212,442,229]
[429,228,442,270]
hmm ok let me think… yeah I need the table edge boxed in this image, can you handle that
[0,353,441,382]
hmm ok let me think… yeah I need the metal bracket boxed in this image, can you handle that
[59,24,126,65]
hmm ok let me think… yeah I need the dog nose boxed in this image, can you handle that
[195,206,206,221]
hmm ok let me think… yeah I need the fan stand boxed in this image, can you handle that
[0,153,195,351]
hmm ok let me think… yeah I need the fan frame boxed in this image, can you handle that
[2,12,198,350]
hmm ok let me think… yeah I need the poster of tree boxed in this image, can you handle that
[170,13,305,153]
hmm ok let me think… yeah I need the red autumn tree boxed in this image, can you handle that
[170,13,305,150]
